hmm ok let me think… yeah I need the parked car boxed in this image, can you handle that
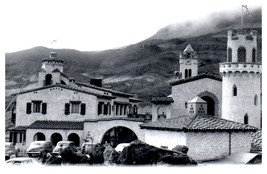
[26,141,53,157]
[5,142,18,160]
[81,142,97,154]
[115,143,130,152]
[52,141,77,155]
[5,157,41,165]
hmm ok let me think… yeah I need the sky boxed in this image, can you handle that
[1,0,262,53]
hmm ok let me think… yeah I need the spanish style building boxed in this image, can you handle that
[9,52,147,148]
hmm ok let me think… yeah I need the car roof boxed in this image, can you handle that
[57,141,74,144]
[6,157,34,162]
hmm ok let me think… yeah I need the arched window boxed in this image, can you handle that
[185,69,188,78]
[238,47,246,62]
[45,74,53,86]
[252,48,256,63]
[228,48,232,62]
[233,85,237,96]
[188,69,192,77]
[254,95,258,106]
[244,114,249,124]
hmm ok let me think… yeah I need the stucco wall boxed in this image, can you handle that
[143,130,186,149]
[26,129,84,147]
[186,132,229,161]
[221,72,261,128]
[16,87,99,126]
[171,78,222,117]
[230,132,252,154]
[83,120,145,144]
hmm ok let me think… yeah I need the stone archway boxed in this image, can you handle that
[50,133,63,146]
[198,91,219,116]
[68,133,80,147]
[33,132,46,141]
[101,126,138,148]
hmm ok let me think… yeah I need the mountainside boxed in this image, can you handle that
[5,8,262,110]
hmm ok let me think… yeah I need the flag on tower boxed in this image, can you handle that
[242,5,251,18]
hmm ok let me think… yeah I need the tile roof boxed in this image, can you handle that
[13,84,115,99]
[251,130,262,152]
[170,73,222,86]
[140,114,258,132]
[85,117,146,123]
[76,82,134,97]
[8,126,28,131]
[184,44,194,53]
[28,120,83,130]
[151,97,174,104]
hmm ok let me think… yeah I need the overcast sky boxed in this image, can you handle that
[2,0,262,53]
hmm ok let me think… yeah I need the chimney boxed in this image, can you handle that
[187,96,207,116]
[50,52,57,58]
[90,78,103,87]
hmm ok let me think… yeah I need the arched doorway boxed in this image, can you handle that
[68,133,80,147]
[198,91,219,116]
[201,96,215,116]
[45,74,52,86]
[101,126,138,148]
[33,132,45,141]
[50,133,62,146]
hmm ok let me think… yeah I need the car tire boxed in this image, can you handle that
[28,154,32,157]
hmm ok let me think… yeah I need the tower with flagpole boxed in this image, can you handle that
[219,5,262,128]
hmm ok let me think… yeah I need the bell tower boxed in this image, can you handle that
[220,29,261,128]
[38,52,65,87]
[179,44,198,79]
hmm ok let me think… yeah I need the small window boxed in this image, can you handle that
[185,69,188,78]
[254,95,258,106]
[65,103,70,115]
[233,85,237,96]
[71,103,80,113]
[238,47,246,62]
[26,102,32,114]
[244,114,249,124]
[32,101,42,113]
[252,48,256,63]
[185,102,188,108]
[228,48,232,62]
[188,69,192,77]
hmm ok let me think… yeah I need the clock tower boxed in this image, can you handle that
[179,44,198,79]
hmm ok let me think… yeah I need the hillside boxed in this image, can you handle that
[5,8,262,110]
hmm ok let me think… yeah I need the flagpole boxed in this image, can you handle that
[241,5,243,29]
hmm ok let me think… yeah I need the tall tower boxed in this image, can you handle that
[38,52,65,87]
[179,44,198,79]
[220,29,261,128]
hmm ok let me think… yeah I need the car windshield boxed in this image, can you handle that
[58,142,70,147]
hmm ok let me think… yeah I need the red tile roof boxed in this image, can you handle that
[140,114,257,132]
[28,120,83,130]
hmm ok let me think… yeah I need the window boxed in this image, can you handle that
[71,103,80,114]
[252,48,256,63]
[185,102,188,108]
[32,101,42,113]
[186,53,191,58]
[244,114,249,124]
[65,101,85,115]
[238,47,246,62]
[233,85,237,96]
[254,95,258,106]
[228,48,232,62]
[26,101,47,114]
[188,69,192,77]
[185,69,188,78]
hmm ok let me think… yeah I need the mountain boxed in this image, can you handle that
[5,8,262,111]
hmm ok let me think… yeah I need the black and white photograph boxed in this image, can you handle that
[2,0,264,173]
